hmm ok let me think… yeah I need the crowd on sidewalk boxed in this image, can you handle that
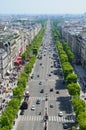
[0,66,22,116]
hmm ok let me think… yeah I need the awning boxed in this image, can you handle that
[17,56,22,60]
[14,59,21,64]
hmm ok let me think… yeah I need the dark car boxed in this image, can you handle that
[63,123,68,129]
[56,90,59,94]
[40,63,42,66]
[84,97,86,100]
[40,89,44,93]
[37,74,40,77]
[36,99,41,104]
[39,81,42,85]
[31,74,34,79]
[50,104,54,108]
[48,74,51,77]
[50,88,53,92]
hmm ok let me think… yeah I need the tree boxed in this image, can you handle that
[0,115,11,128]
[67,83,80,96]
[60,54,68,63]
[77,112,86,130]
[20,72,28,81]
[72,98,85,117]
[66,73,78,84]
[62,62,73,78]
[72,126,76,130]
[13,86,23,99]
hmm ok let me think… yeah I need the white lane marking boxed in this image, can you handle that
[20,115,75,122]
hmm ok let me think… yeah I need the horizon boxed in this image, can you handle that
[0,0,86,15]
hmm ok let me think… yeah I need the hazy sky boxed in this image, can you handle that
[0,0,86,15]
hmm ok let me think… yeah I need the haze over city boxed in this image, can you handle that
[0,0,86,15]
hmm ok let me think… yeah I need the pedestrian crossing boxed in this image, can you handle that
[29,96,57,101]
[20,115,75,122]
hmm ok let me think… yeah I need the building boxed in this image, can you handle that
[57,19,86,68]
[0,18,42,79]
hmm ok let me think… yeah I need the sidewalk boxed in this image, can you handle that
[74,64,86,78]
[73,64,86,99]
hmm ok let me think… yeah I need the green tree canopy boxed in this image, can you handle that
[66,73,78,84]
[67,83,80,96]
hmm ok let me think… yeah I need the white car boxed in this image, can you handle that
[58,111,63,117]
[31,105,35,110]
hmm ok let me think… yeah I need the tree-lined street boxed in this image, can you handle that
[15,21,75,130]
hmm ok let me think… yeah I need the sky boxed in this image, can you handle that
[0,0,86,15]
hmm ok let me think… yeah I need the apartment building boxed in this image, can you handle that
[58,20,86,68]
[0,21,41,79]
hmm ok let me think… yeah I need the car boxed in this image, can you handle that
[20,109,24,115]
[39,81,42,85]
[56,90,59,94]
[40,63,42,66]
[84,97,86,100]
[48,74,51,77]
[40,89,44,93]
[37,74,40,77]
[31,105,35,110]
[50,104,54,108]
[36,99,40,104]
[58,111,63,117]
[31,74,34,79]
[50,88,53,92]
[63,123,68,129]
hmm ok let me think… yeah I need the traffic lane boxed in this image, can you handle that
[17,99,45,130]
[28,80,46,97]
[17,99,36,130]
[48,99,59,116]
[48,121,63,130]
[17,120,43,130]
[44,80,57,96]
[56,95,73,115]
[32,56,47,80]
[55,79,73,114]
[16,121,34,130]
[28,80,44,97]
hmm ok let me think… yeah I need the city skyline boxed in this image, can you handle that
[0,0,86,15]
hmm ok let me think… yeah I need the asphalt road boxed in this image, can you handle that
[16,20,75,130]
